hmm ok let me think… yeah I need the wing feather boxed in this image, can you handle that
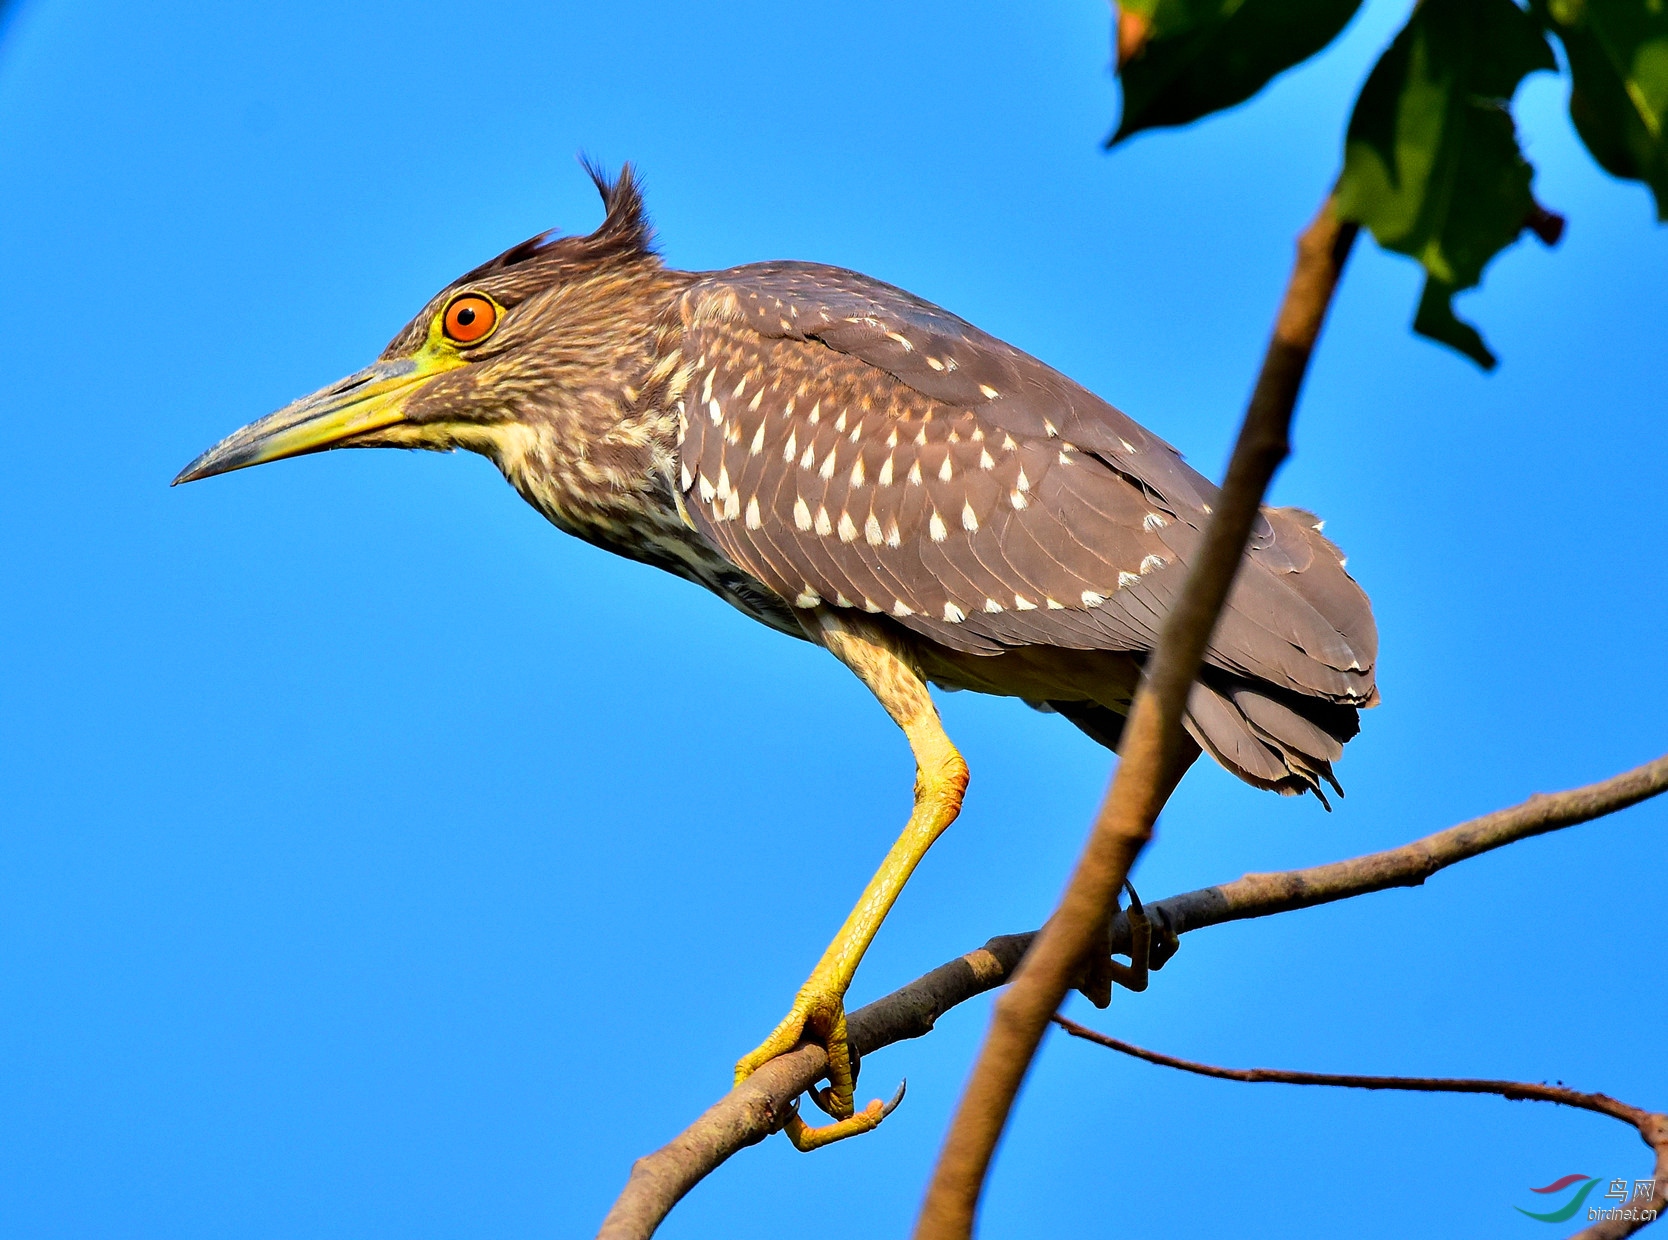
[677,264,1377,709]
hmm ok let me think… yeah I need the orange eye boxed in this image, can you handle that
[442,294,497,344]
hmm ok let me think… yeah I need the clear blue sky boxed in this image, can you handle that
[1,3,1663,1236]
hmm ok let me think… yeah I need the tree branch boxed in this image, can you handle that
[596,935,1033,1240]
[1053,1017,1667,1239]
[595,752,1666,1238]
[1140,751,1668,945]
[913,194,1360,1240]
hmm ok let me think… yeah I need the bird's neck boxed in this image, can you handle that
[477,270,709,567]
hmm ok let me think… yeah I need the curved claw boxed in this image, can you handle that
[881,1077,907,1117]
[1077,880,1155,1007]
[783,1079,907,1152]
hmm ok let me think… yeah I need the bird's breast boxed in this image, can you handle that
[494,424,803,638]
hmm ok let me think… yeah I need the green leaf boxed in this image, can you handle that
[1413,278,1497,368]
[1535,0,1668,219]
[1336,0,1556,368]
[1111,0,1365,143]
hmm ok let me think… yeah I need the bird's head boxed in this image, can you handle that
[174,163,663,486]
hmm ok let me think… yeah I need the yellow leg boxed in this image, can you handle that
[734,612,969,1151]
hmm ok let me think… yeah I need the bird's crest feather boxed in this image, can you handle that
[449,161,656,298]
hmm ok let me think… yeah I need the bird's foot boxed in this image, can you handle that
[1075,881,1174,1008]
[783,1080,908,1151]
[735,984,904,1150]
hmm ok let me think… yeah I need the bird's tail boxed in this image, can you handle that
[1182,673,1360,805]
[1045,666,1365,806]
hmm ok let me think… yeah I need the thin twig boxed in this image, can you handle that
[1054,1016,1668,1239]
[595,753,1667,1238]
[914,195,1360,1240]
[1053,1014,1652,1120]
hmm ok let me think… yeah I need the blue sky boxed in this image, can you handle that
[1,2,1663,1237]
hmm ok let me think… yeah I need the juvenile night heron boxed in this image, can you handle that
[177,165,1378,1148]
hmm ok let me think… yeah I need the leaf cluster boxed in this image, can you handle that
[1112,0,1668,367]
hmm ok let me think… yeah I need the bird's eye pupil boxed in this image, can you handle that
[457,307,476,326]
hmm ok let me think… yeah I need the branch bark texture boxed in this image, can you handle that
[912,196,1361,1240]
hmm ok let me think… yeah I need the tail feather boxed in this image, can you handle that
[1230,685,1346,764]
[1184,680,1295,788]
[1184,675,1358,804]
[1045,674,1363,807]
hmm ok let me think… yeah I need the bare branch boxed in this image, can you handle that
[1054,1017,1667,1238]
[914,195,1360,1240]
[1143,752,1668,944]
[1576,1126,1668,1240]
[596,754,1667,1239]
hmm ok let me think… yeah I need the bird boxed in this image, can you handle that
[176,163,1378,1149]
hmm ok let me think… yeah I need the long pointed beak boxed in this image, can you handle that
[173,356,442,485]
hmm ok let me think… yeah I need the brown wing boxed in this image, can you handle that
[676,262,1377,708]
[674,314,1174,661]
